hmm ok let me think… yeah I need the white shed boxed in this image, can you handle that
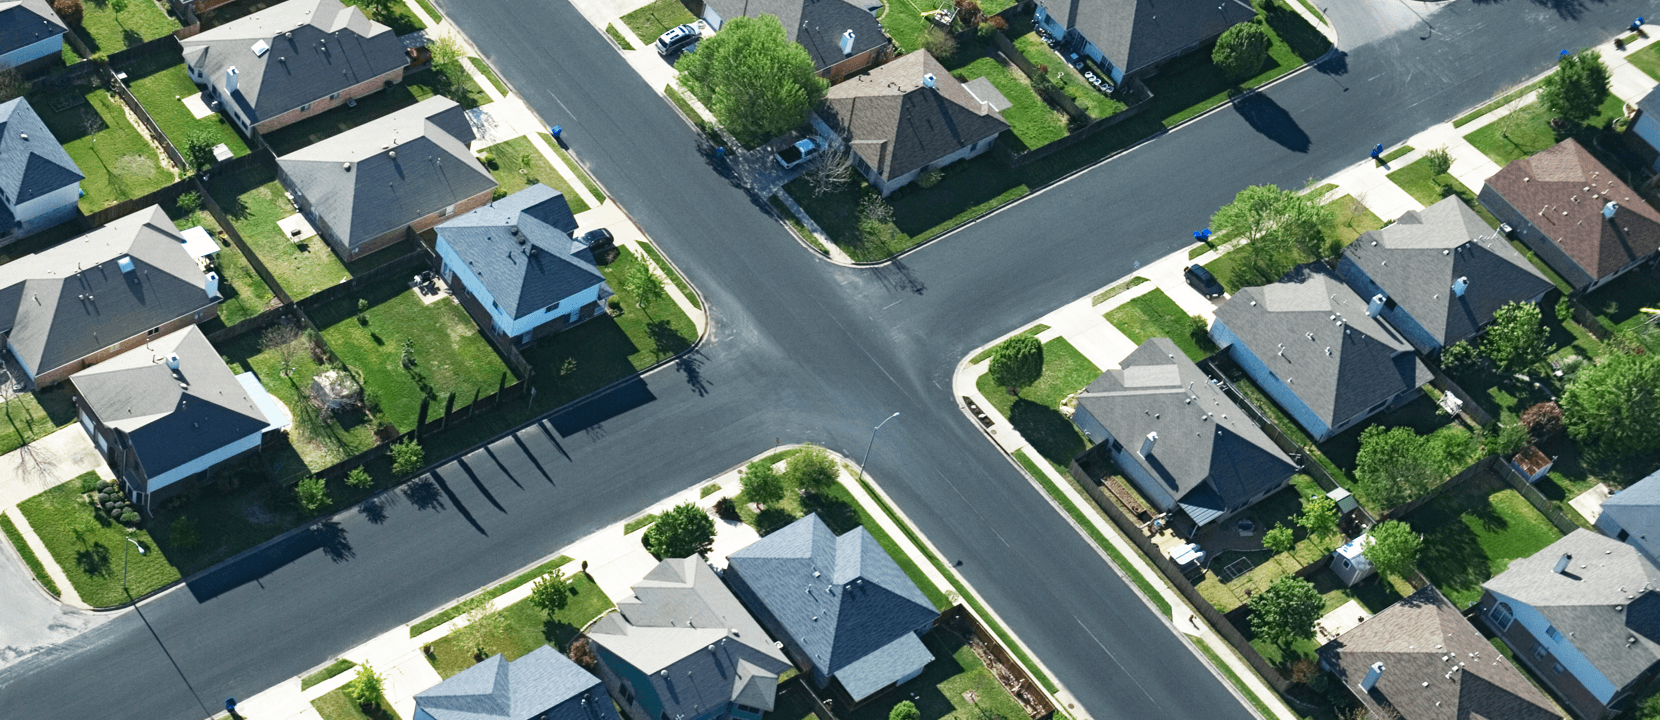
[1332,533,1375,586]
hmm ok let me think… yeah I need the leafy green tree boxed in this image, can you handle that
[391,438,425,476]
[1210,184,1334,287]
[529,569,572,620]
[890,700,921,720]
[1539,48,1611,127]
[345,466,373,489]
[1249,575,1323,648]
[345,663,385,708]
[675,16,828,143]
[989,334,1043,395]
[622,261,666,313]
[1424,146,1453,177]
[920,26,957,60]
[1439,338,1484,378]
[1362,519,1422,582]
[645,502,717,558]
[1297,495,1338,542]
[1263,523,1295,556]
[296,476,330,513]
[784,444,840,492]
[1212,22,1270,80]
[175,191,201,214]
[183,129,218,172]
[456,596,506,657]
[1562,352,1660,458]
[1354,425,1458,508]
[1487,421,1530,456]
[426,36,461,67]
[740,459,785,507]
[1482,302,1552,373]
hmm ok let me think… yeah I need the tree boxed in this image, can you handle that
[1487,421,1529,456]
[890,700,921,720]
[675,16,828,143]
[739,459,785,507]
[296,476,330,513]
[1249,575,1323,648]
[1210,184,1333,286]
[1263,523,1295,556]
[1438,338,1483,378]
[53,0,83,27]
[1539,48,1611,127]
[1297,495,1338,542]
[1212,22,1270,80]
[260,321,303,378]
[1520,401,1564,438]
[108,0,126,17]
[988,334,1043,395]
[401,338,417,368]
[426,36,461,67]
[529,569,571,620]
[622,261,666,313]
[357,0,397,21]
[568,636,598,669]
[392,438,425,476]
[345,663,385,708]
[784,444,839,492]
[346,466,373,489]
[455,596,506,657]
[1561,352,1660,458]
[1354,425,1455,508]
[805,145,853,197]
[1482,302,1552,373]
[920,26,958,60]
[183,128,218,172]
[644,502,717,558]
[0,67,24,105]
[1362,520,1422,582]
[1424,146,1453,177]
[176,191,200,214]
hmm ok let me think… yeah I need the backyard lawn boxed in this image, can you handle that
[1632,41,1660,81]
[72,0,180,55]
[426,573,615,678]
[1012,32,1126,119]
[17,473,182,607]
[203,160,349,300]
[1407,470,1564,608]
[1386,156,1500,227]
[341,0,426,34]
[219,325,380,479]
[259,67,486,156]
[121,55,251,166]
[619,0,694,44]
[975,337,1099,469]
[1192,484,1348,613]
[163,195,276,326]
[311,278,516,432]
[1103,288,1215,361]
[1582,265,1660,353]
[945,41,1068,150]
[0,386,76,457]
[877,0,1017,51]
[1463,94,1626,166]
[836,629,1028,720]
[29,85,176,213]
[480,137,591,213]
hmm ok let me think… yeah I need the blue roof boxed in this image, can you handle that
[1602,470,1660,552]
[831,632,933,701]
[413,646,619,720]
[0,98,83,209]
[436,184,605,320]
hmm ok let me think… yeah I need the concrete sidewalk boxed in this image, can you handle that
[0,424,119,610]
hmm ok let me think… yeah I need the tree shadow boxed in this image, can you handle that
[1528,0,1603,21]
[1314,50,1348,77]
[802,491,859,534]
[121,29,143,49]
[401,476,446,512]
[314,519,354,563]
[673,347,709,396]
[646,319,691,359]
[357,490,398,524]
[1230,92,1310,153]
[76,541,111,577]
[1008,399,1087,467]
[754,507,795,536]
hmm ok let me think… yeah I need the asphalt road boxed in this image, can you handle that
[3,1,1654,719]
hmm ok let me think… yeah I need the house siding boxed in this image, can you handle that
[1209,318,1335,441]
[1073,405,1178,511]
[1477,184,1598,291]
[1479,589,1619,719]
[192,61,407,134]
[296,184,490,263]
[867,131,1000,196]
[28,306,218,387]
[7,183,80,240]
[435,234,608,340]
[1334,255,1444,353]
[592,644,680,720]
[0,32,65,71]
[823,45,884,84]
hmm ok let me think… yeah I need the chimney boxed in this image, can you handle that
[923,73,936,89]
[204,271,220,299]
[1140,431,1157,457]
[225,66,239,94]
[1554,554,1573,575]
[1366,294,1385,317]
[1603,201,1619,221]
[1453,276,1469,297]
[840,29,855,57]
[1360,662,1384,692]
[166,353,180,371]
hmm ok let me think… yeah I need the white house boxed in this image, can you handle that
[1595,470,1660,568]
[0,0,68,72]
[0,97,82,243]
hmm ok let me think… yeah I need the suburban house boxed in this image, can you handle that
[1031,0,1252,84]
[1478,139,1660,293]
[698,0,888,81]
[587,557,793,720]
[0,97,82,244]
[179,0,408,135]
[1479,530,1660,720]
[70,326,287,513]
[1595,470,1660,568]
[817,51,1008,197]
[1070,337,1298,529]
[1319,584,1565,720]
[278,96,496,260]
[0,0,68,74]
[725,513,939,705]
[1336,196,1554,355]
[0,205,220,387]
[1625,86,1660,172]
[1210,263,1431,442]
[434,184,611,345]
[413,645,623,720]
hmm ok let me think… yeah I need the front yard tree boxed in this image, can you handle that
[1483,302,1552,373]
[1210,184,1333,286]
[1297,495,1338,542]
[1212,22,1270,81]
[296,476,330,513]
[740,459,785,507]
[784,444,839,493]
[645,502,717,558]
[1562,351,1660,458]
[622,261,666,315]
[989,334,1043,395]
[675,15,828,142]
[1361,519,1422,582]
[456,596,506,658]
[529,569,572,620]
[805,145,854,197]
[1249,575,1323,648]
[1354,425,1451,509]
[345,663,385,708]
[1539,48,1611,127]
[1263,523,1295,556]
[426,36,461,68]
[52,0,82,27]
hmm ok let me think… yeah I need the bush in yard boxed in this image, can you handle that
[296,476,331,513]
[345,466,373,490]
[645,502,717,558]
[568,636,598,670]
[1521,401,1564,439]
[1249,575,1323,648]
[989,334,1043,395]
[170,517,201,550]
[1438,339,1484,379]
[676,16,828,143]
[392,438,425,476]
[1212,22,1270,81]
[1263,524,1294,556]
[345,662,385,708]
[917,168,944,189]
[79,474,100,493]
[713,495,740,521]
[784,444,839,493]
[1210,184,1334,288]
[426,36,461,68]
[1424,146,1453,178]
[1486,422,1530,457]
[1361,519,1421,582]
[183,129,219,172]
[1539,48,1611,127]
[529,569,572,620]
[1288,657,1320,684]
[953,0,985,27]
[920,25,958,61]
[1482,302,1552,373]
[739,459,785,507]
[1562,352,1660,459]
[53,0,82,26]
[175,191,201,214]
[120,510,139,526]
[1297,495,1338,542]
[1354,425,1469,509]
[890,701,921,720]
[456,596,507,658]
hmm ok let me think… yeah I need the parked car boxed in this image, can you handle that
[655,24,700,56]
[580,228,615,251]
[776,138,822,170]
[1185,264,1224,297]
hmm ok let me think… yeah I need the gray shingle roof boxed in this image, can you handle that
[1074,338,1297,517]
[1214,263,1432,432]
[1601,470,1660,561]
[436,184,606,319]
[1346,198,1552,347]
[1483,530,1660,692]
[278,96,494,250]
[822,51,1007,182]
[1054,0,1252,76]
[70,326,270,482]
[414,646,619,720]
[1319,585,1565,720]
[0,97,84,208]
[0,0,66,58]
[179,0,406,124]
[727,513,936,698]
[701,0,886,72]
[0,205,216,378]
[588,558,792,717]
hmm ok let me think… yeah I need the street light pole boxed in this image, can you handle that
[124,536,145,594]
[856,412,900,483]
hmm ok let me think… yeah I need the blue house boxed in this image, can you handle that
[0,0,68,74]
[413,646,621,720]
[435,184,612,346]
[1210,264,1431,442]
[1337,197,1552,355]
[0,97,83,244]
[1032,0,1251,84]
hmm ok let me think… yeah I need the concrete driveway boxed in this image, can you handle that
[1320,0,1447,49]
[0,424,113,510]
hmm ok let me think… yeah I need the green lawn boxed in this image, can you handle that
[877,0,1017,52]
[411,556,573,636]
[1103,288,1216,361]
[29,85,176,212]
[837,629,1027,720]
[162,195,276,326]
[1463,94,1626,166]
[637,241,700,309]
[947,41,1067,150]
[467,57,509,96]
[480,136,590,213]
[620,0,694,44]
[1012,33,1126,119]
[1386,156,1501,227]
[1194,485,1347,612]
[1142,9,1328,128]
[121,55,251,167]
[17,473,182,607]
[1453,78,1549,128]
[427,572,615,678]
[975,337,1099,469]
[312,278,516,432]
[970,324,1049,363]
[1324,194,1385,247]
[1583,265,1660,344]
[0,386,76,457]
[341,0,426,33]
[260,67,486,156]
[302,659,357,691]
[541,134,605,203]
[1407,470,1564,608]
[606,24,635,50]
[0,513,61,597]
[219,327,380,479]
[73,0,179,55]
[311,683,401,720]
[203,161,349,300]
[1627,41,1660,82]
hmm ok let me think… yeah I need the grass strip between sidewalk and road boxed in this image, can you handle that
[638,241,701,310]
[539,134,607,204]
[301,659,357,691]
[624,513,659,534]
[410,555,574,637]
[606,24,635,50]
[1012,450,1173,618]
[1452,77,1548,128]
[768,196,828,255]
[411,0,443,22]
[1378,145,1413,164]
[970,324,1051,363]
[467,57,509,96]
[1189,635,1278,720]
[1,513,60,597]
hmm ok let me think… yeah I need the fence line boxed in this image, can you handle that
[105,34,184,69]
[1200,355,1357,504]
[205,303,296,345]
[1492,456,1585,535]
[293,249,432,311]
[1377,456,1491,521]
[986,32,1085,119]
[82,176,193,227]
[195,166,296,305]
[935,605,1057,720]
[106,64,189,171]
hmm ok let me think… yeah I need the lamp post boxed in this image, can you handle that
[856,412,900,483]
[123,536,145,594]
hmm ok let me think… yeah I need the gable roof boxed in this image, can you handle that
[1482,139,1660,287]
[1483,530,1660,692]
[822,51,1007,182]
[1346,197,1553,346]
[0,97,84,209]
[1319,585,1564,720]
[727,513,936,697]
[1214,263,1431,432]
[414,646,618,720]
[701,0,886,71]
[1601,470,1660,562]
[70,326,270,480]
[0,0,67,58]
[179,0,406,124]
[435,184,606,319]
[588,558,792,718]
[278,96,494,250]
[1054,0,1252,76]
[0,205,215,378]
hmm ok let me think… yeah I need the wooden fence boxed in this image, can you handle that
[293,248,434,312]
[987,32,1085,119]
[83,176,192,227]
[195,163,295,306]
[935,605,1057,720]
[1376,456,1492,522]
[1200,354,1358,506]
[1492,454,1585,535]
[108,70,188,170]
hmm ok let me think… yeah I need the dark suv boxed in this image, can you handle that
[1185,264,1224,297]
[655,24,700,56]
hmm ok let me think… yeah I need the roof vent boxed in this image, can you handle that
[343,162,351,171]
[117,256,135,274]
[18,133,25,140]
[166,353,180,370]
[252,40,270,56]
[388,150,396,159]
[1366,294,1385,318]
[1305,332,1315,341]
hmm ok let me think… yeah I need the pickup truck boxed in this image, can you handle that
[775,138,822,169]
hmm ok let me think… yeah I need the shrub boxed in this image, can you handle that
[784,444,839,492]
[1520,401,1564,438]
[175,191,201,214]
[1555,295,1575,325]
[97,479,111,491]
[713,496,739,521]
[1212,22,1270,80]
[989,334,1043,394]
[391,438,425,476]
[53,0,82,27]
[644,502,717,558]
[568,636,598,669]
[120,511,139,525]
[920,26,957,60]
[1487,422,1529,457]
[1424,146,1453,177]
[296,476,331,513]
[170,517,201,549]
[79,474,100,493]
[345,466,373,489]
[1438,339,1483,378]
[345,663,385,708]
[917,168,944,188]
[890,701,921,720]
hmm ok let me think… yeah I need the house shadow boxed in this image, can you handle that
[1230,92,1310,153]
[546,375,656,438]
[185,519,352,602]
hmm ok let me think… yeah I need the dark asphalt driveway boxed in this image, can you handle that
[3,1,1653,719]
